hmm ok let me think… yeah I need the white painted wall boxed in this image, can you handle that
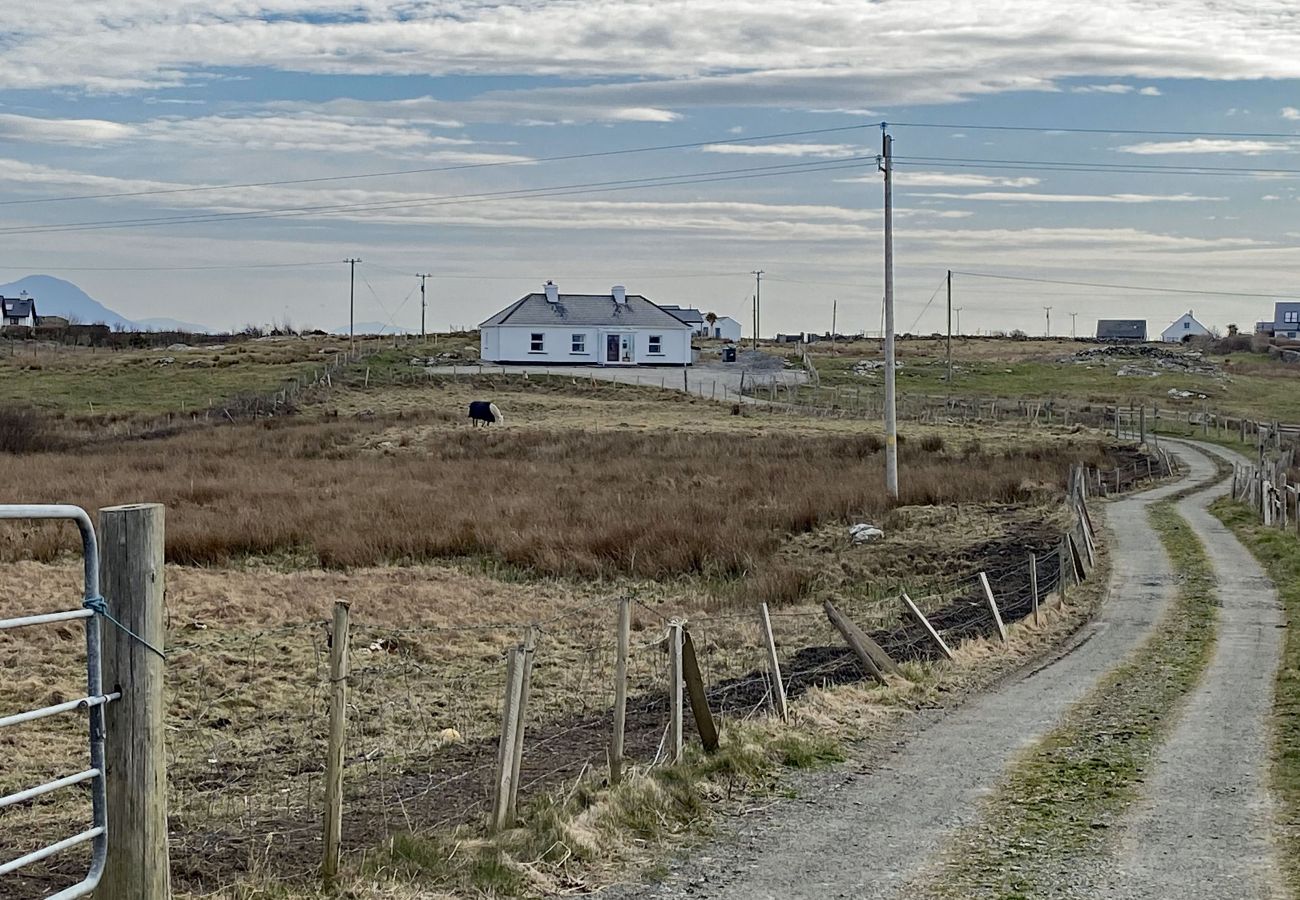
[1160,314,1211,343]
[481,325,691,365]
[709,317,742,342]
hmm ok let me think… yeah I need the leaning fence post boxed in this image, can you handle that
[610,599,631,784]
[506,625,537,821]
[322,600,351,883]
[757,602,789,721]
[1029,554,1040,626]
[680,629,719,752]
[978,572,1008,643]
[490,647,524,832]
[98,503,171,898]
[668,622,684,764]
[901,592,954,660]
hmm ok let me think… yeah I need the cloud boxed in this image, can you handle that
[608,108,681,122]
[1283,107,1300,120]
[1263,194,1281,200]
[1139,86,1163,96]
[700,142,866,158]
[0,113,135,144]
[1072,84,1135,94]
[923,191,1223,203]
[838,171,1040,187]
[2,1,1300,117]
[1118,138,1295,155]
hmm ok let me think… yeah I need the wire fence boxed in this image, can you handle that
[1,452,1167,898]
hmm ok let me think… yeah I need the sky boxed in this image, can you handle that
[0,1,1298,336]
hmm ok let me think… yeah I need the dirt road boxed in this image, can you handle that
[598,445,1220,900]
[1088,440,1286,898]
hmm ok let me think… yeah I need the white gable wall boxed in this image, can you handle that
[481,324,691,365]
[1160,314,1211,343]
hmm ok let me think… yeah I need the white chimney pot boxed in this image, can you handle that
[544,281,559,303]
[612,285,627,304]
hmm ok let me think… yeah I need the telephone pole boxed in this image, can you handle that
[345,258,361,346]
[751,270,764,350]
[880,124,899,499]
[1043,306,1053,338]
[1069,311,1078,339]
[831,298,837,356]
[946,269,953,383]
[417,273,431,341]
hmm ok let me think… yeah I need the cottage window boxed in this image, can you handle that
[1286,311,1299,324]
[530,333,544,352]
[571,334,586,353]
[648,335,663,355]
[1183,321,1191,329]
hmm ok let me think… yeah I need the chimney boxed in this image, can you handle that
[612,285,627,305]
[544,281,559,304]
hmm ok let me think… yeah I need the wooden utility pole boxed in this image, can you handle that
[831,298,837,358]
[98,503,170,899]
[880,124,899,499]
[945,269,953,383]
[323,600,351,883]
[417,273,431,341]
[751,271,764,350]
[345,258,361,347]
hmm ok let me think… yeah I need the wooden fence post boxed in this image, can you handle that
[900,593,954,660]
[680,630,719,752]
[822,601,898,682]
[506,626,537,820]
[490,647,524,832]
[978,572,1008,643]
[757,602,789,721]
[98,503,171,899]
[322,600,351,883]
[610,599,631,784]
[668,622,684,764]
[1029,554,1040,626]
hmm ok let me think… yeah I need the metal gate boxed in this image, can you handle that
[0,505,117,899]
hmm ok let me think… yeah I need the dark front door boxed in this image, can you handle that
[606,334,620,363]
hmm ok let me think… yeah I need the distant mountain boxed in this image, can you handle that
[135,316,211,333]
[0,274,136,329]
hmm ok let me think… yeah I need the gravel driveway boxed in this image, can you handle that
[594,446,1219,900]
[1089,440,1286,898]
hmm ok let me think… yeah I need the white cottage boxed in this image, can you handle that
[709,316,742,342]
[1160,310,1210,343]
[479,283,693,366]
[0,295,37,328]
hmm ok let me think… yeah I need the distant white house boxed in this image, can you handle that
[710,316,742,342]
[0,294,37,328]
[479,283,693,366]
[1160,311,1210,343]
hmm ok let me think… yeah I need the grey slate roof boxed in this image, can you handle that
[659,305,705,324]
[480,293,691,329]
[2,297,35,320]
[1096,319,1147,340]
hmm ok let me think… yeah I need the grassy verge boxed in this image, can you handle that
[1209,498,1300,896]
[924,498,1219,898]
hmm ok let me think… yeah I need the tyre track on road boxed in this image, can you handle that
[1089,440,1287,899]
[596,449,1216,900]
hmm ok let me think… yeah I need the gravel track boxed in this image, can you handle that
[1089,440,1287,899]
[596,448,1217,900]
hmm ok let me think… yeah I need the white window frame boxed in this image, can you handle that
[570,333,586,354]
[648,334,663,355]
[1286,311,1299,324]
[529,332,544,353]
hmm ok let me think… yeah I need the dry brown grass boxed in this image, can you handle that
[4,408,1115,589]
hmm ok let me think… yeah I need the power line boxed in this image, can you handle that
[0,156,876,237]
[0,124,879,208]
[952,270,1300,300]
[891,121,1300,139]
[0,260,336,272]
[893,155,1300,178]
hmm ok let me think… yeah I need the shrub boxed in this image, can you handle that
[0,406,60,453]
[919,434,944,453]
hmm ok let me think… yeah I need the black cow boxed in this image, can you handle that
[468,401,504,426]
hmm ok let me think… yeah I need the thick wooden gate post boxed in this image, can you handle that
[97,503,170,899]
